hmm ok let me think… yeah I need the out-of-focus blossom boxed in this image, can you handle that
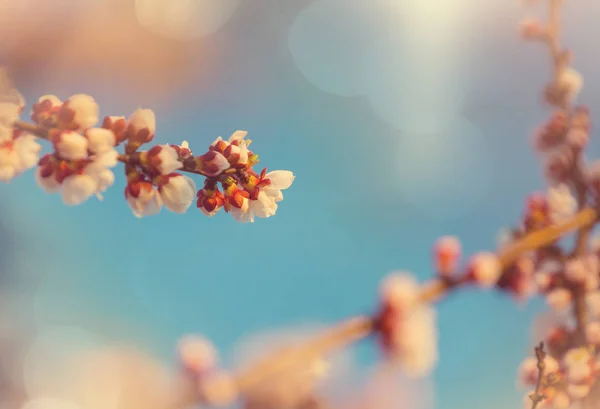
[0,133,42,182]
[533,111,569,153]
[587,292,600,318]
[517,355,559,386]
[544,149,574,183]
[546,288,572,311]
[546,184,577,224]
[198,371,239,407]
[519,19,546,40]
[558,68,583,104]
[433,236,461,277]
[467,252,502,288]
[563,347,593,383]
[177,335,218,375]
[566,128,589,151]
[379,273,419,311]
[376,273,438,377]
[585,322,600,345]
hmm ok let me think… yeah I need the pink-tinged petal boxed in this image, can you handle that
[228,130,248,143]
[250,190,278,218]
[61,174,98,205]
[265,170,295,190]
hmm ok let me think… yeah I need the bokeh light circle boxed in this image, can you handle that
[393,116,493,221]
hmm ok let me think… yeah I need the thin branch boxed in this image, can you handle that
[165,207,596,405]
[529,342,548,409]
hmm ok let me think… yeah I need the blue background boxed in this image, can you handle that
[3,0,600,408]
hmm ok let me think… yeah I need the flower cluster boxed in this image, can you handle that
[0,84,294,221]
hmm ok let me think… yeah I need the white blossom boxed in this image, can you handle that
[558,68,583,103]
[61,174,99,205]
[56,131,89,160]
[66,94,99,129]
[35,167,60,193]
[388,304,438,377]
[85,128,116,154]
[198,371,238,407]
[546,288,572,311]
[159,174,196,213]
[468,252,501,288]
[379,272,419,311]
[177,335,218,375]
[126,182,163,218]
[517,356,559,386]
[547,184,577,224]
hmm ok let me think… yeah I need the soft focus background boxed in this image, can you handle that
[1,0,600,408]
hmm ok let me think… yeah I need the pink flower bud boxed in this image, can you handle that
[128,108,156,142]
[147,145,183,175]
[223,142,249,168]
[519,19,546,40]
[197,184,225,217]
[178,335,218,375]
[433,236,461,277]
[379,272,419,311]
[171,140,192,159]
[467,252,501,288]
[31,95,62,127]
[102,115,128,144]
[197,151,230,177]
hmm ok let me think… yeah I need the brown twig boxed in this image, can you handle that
[529,342,548,409]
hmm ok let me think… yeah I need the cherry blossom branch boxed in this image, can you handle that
[163,206,599,409]
[0,90,295,221]
[12,120,234,177]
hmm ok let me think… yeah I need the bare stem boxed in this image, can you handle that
[530,342,548,409]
